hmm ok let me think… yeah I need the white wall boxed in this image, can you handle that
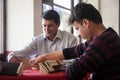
[100,0,119,34]
[82,0,99,10]
[7,0,34,50]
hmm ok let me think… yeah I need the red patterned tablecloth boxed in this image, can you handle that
[0,68,66,80]
[0,67,90,80]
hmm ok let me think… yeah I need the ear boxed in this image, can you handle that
[56,23,60,28]
[82,19,90,28]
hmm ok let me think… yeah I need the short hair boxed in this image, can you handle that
[69,2,102,25]
[42,10,60,24]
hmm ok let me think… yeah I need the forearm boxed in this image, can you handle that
[7,51,24,62]
[43,50,65,60]
[30,50,65,66]
[7,52,23,63]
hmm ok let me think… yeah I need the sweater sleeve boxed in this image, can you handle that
[63,43,88,60]
[65,42,108,80]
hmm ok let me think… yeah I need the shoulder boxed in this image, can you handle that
[32,33,46,41]
[59,30,76,37]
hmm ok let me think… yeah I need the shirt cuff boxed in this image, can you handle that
[7,52,14,62]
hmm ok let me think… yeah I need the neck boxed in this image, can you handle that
[47,33,57,41]
[94,24,106,38]
[47,36,55,41]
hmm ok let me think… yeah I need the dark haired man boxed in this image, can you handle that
[30,3,120,80]
[8,10,78,63]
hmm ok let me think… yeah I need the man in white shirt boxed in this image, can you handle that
[8,10,78,63]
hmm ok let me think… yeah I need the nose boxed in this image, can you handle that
[78,35,81,38]
[46,26,49,31]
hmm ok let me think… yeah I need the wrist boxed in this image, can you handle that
[40,54,46,62]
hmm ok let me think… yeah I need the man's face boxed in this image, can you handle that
[73,20,91,41]
[42,19,59,39]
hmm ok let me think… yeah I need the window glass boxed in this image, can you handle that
[74,0,80,6]
[43,3,52,12]
[54,6,71,32]
[53,0,71,9]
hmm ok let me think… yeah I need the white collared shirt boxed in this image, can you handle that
[8,30,78,60]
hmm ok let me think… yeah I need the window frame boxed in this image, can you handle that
[119,0,120,35]
[0,0,6,54]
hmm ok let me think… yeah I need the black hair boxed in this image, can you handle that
[69,2,102,24]
[42,10,60,24]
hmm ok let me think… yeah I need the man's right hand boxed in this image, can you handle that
[9,55,22,63]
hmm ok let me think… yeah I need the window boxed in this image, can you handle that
[0,0,6,54]
[42,0,81,33]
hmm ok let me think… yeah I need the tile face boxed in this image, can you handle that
[22,59,31,68]
[39,60,66,74]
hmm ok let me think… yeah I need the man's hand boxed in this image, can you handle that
[9,55,22,63]
[29,55,45,67]
[29,51,64,66]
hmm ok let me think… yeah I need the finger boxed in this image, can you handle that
[17,58,22,62]
[10,59,16,63]
[10,57,21,63]
[29,59,35,66]
[11,59,15,63]
[9,56,17,63]
[29,59,34,65]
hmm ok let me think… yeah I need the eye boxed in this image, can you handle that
[75,28,78,30]
[42,24,46,27]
